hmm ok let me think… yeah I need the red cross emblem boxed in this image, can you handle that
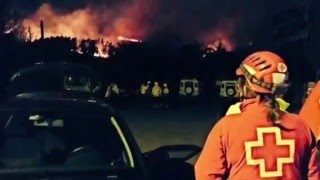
[245,127,295,178]
[277,63,287,73]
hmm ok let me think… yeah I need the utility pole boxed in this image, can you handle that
[40,20,44,39]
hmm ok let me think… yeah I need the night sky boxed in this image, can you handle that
[2,0,306,48]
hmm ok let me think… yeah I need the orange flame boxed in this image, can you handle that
[117,36,142,42]
[94,42,110,58]
[19,2,149,58]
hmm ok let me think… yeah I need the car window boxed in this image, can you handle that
[9,68,101,95]
[65,76,89,86]
[0,110,133,170]
[185,82,194,87]
[63,75,91,92]
[10,70,63,94]
[226,82,236,86]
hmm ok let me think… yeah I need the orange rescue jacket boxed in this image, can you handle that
[195,98,319,180]
[299,81,320,141]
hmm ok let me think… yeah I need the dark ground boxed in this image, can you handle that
[114,96,233,164]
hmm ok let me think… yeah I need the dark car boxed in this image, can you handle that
[0,96,200,179]
[7,62,103,99]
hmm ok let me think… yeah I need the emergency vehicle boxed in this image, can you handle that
[217,80,239,98]
[179,79,199,96]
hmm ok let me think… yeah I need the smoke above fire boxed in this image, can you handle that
[200,18,237,51]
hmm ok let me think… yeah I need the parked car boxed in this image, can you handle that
[0,95,201,179]
[7,62,103,99]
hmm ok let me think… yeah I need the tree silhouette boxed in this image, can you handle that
[215,40,227,53]
[107,42,117,56]
[78,40,88,53]
[88,40,97,55]
[79,39,98,55]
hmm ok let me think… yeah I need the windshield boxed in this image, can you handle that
[0,110,133,171]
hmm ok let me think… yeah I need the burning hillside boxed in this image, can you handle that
[4,0,237,57]
[21,2,151,42]
[15,2,149,58]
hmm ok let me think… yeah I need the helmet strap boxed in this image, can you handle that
[239,64,274,93]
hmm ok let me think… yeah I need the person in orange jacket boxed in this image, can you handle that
[299,80,320,148]
[195,51,319,180]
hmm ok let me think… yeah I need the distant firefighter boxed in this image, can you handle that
[105,82,119,98]
[163,83,169,96]
[163,83,170,108]
[140,83,148,95]
[152,82,162,108]
[152,82,162,97]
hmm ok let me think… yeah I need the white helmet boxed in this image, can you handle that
[163,83,167,87]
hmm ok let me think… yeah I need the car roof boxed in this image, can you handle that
[10,62,95,82]
[0,96,117,116]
